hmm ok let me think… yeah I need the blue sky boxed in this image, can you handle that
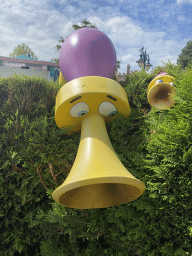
[0,0,192,74]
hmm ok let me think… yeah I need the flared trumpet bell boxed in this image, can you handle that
[147,74,175,110]
[52,113,146,209]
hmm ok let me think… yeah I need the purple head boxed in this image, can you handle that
[59,27,117,82]
[156,72,168,77]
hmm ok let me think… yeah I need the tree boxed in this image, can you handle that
[9,43,38,60]
[72,18,99,31]
[177,39,192,70]
[116,60,121,70]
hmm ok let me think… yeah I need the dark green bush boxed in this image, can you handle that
[0,64,192,256]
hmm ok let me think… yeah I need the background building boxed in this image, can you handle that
[0,54,60,82]
[116,64,139,82]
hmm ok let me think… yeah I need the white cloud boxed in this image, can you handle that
[122,54,135,61]
[59,21,75,39]
[0,0,70,60]
[177,0,192,4]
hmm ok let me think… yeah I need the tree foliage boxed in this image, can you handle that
[1,62,192,255]
[177,39,192,70]
[9,43,38,60]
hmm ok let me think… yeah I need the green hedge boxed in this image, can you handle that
[0,64,192,256]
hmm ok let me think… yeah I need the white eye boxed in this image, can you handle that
[155,79,163,84]
[169,82,175,86]
[98,101,117,117]
[70,102,89,117]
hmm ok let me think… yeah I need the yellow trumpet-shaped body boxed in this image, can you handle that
[147,74,175,110]
[52,113,146,209]
[52,76,146,209]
